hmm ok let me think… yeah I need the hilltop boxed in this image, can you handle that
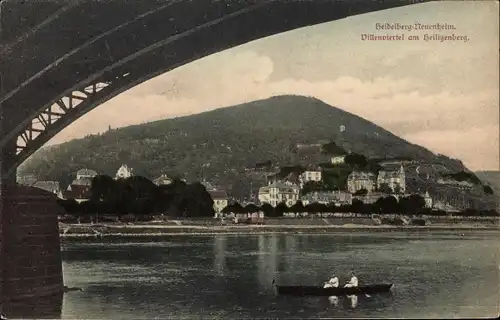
[20,95,469,195]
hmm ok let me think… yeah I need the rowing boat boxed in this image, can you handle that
[273,282,392,296]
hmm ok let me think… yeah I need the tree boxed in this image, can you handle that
[57,198,80,214]
[378,183,393,194]
[260,203,274,216]
[255,160,272,170]
[290,200,305,213]
[406,194,426,213]
[223,202,244,214]
[353,188,368,196]
[306,202,328,213]
[375,196,399,214]
[244,203,259,213]
[483,185,494,194]
[345,153,368,168]
[393,184,402,195]
[91,174,117,202]
[274,202,289,217]
[444,171,481,185]
[321,141,346,155]
[169,182,215,217]
[351,199,365,213]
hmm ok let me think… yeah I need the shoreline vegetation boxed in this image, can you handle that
[59,217,500,239]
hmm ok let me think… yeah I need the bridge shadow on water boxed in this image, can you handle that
[2,293,63,319]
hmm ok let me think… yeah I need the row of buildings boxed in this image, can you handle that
[18,165,232,216]
[347,164,406,194]
[18,158,476,217]
[18,165,135,201]
[256,163,409,208]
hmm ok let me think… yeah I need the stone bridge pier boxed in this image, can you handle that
[0,141,64,318]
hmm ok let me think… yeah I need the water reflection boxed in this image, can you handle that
[213,235,227,275]
[348,294,358,308]
[327,295,359,308]
[328,295,339,306]
[3,292,63,319]
[257,234,280,288]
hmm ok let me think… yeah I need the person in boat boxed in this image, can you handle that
[344,271,358,288]
[323,273,339,288]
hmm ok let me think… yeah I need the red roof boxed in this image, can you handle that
[66,184,92,200]
[209,190,228,199]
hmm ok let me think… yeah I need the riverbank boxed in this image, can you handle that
[59,221,499,238]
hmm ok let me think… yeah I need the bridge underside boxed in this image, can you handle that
[0,0,431,179]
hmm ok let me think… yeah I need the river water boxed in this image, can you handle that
[54,231,499,318]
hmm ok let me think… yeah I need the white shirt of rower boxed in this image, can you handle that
[349,275,358,287]
[329,276,339,287]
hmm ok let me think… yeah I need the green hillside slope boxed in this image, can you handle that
[19,95,466,191]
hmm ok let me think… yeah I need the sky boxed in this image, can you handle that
[49,1,499,171]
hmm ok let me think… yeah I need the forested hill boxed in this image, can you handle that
[475,171,500,193]
[19,95,466,187]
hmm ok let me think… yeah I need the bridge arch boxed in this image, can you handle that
[0,0,431,178]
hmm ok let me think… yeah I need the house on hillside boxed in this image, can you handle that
[333,191,353,206]
[64,179,93,203]
[154,174,173,186]
[76,168,98,180]
[68,175,93,189]
[353,192,386,204]
[347,171,376,193]
[209,190,229,218]
[330,155,346,165]
[116,164,133,179]
[432,193,472,212]
[258,182,300,207]
[299,168,322,187]
[267,172,301,186]
[423,190,433,208]
[377,164,406,193]
[300,191,352,206]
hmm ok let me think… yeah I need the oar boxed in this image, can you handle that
[350,285,371,298]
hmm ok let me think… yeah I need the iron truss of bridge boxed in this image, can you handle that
[0,0,431,180]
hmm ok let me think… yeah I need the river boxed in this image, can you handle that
[45,231,500,318]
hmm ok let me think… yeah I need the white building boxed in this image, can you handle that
[330,155,346,165]
[76,168,98,180]
[299,170,322,187]
[116,164,133,179]
[377,164,406,193]
[300,191,352,207]
[301,191,352,206]
[258,182,300,207]
[347,171,376,193]
[154,174,173,186]
[209,190,229,217]
[423,191,433,208]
